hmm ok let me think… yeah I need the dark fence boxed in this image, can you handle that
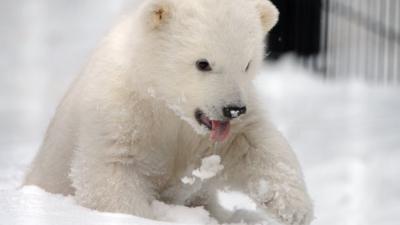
[268,0,322,59]
[268,0,400,84]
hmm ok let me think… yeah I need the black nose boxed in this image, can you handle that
[223,105,247,119]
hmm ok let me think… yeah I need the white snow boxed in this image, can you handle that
[1,1,400,225]
[1,186,219,225]
[181,176,196,185]
[151,201,218,225]
[230,110,240,118]
[191,155,224,181]
[217,190,257,212]
[181,155,223,188]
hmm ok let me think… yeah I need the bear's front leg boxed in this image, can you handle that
[70,142,155,219]
[225,123,314,225]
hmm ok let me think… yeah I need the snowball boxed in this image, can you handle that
[192,155,224,180]
[181,155,224,185]
[181,176,196,185]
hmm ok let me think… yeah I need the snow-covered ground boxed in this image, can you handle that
[1,1,400,225]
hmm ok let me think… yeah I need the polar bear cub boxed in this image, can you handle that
[24,0,313,224]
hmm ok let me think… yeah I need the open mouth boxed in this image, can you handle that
[195,109,231,142]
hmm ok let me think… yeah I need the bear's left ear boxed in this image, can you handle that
[143,0,174,30]
[255,0,279,33]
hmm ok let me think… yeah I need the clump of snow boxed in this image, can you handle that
[193,155,224,180]
[213,190,282,225]
[151,201,218,225]
[181,155,224,185]
[217,190,257,212]
[230,110,240,118]
[181,176,196,185]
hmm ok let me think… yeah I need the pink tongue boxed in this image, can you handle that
[210,120,231,142]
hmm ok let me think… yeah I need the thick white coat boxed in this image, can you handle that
[24,0,313,224]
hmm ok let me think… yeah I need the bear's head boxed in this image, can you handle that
[134,0,278,142]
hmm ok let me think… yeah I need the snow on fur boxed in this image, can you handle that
[182,155,224,184]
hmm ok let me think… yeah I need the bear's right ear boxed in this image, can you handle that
[255,0,279,33]
[142,0,174,30]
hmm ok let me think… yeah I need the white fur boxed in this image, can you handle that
[24,0,313,224]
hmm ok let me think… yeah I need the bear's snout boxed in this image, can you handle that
[222,105,247,119]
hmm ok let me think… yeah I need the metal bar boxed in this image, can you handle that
[356,0,366,79]
[367,0,374,81]
[344,0,351,79]
[327,0,337,78]
[395,0,400,84]
[379,0,389,82]
[375,0,380,82]
[387,0,396,83]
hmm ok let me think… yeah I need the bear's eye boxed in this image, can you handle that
[245,61,252,72]
[196,59,212,72]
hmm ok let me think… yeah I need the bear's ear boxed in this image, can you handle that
[143,0,174,30]
[256,0,279,33]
